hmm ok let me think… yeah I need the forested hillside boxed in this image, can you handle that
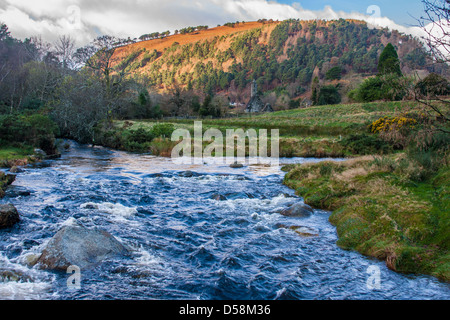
[112,19,435,103]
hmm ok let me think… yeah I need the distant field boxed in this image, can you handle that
[112,100,440,158]
[119,101,428,138]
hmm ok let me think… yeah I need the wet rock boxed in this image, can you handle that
[0,204,20,229]
[179,170,195,177]
[225,192,255,200]
[5,174,16,186]
[275,224,319,237]
[137,207,155,215]
[45,153,61,160]
[22,239,40,250]
[230,161,244,168]
[9,166,23,173]
[5,187,32,198]
[36,224,130,271]
[0,268,32,282]
[34,148,47,158]
[290,226,319,237]
[280,203,314,218]
[22,253,40,267]
[211,193,227,201]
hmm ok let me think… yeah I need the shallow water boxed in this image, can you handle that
[0,141,449,300]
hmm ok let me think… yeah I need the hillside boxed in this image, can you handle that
[112,19,433,105]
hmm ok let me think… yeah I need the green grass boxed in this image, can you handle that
[114,101,422,158]
[0,145,34,167]
[283,155,450,281]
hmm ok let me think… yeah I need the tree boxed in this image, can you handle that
[415,0,450,127]
[418,0,450,65]
[325,66,342,80]
[54,35,75,70]
[311,76,319,105]
[73,35,127,124]
[378,43,402,76]
[52,71,109,143]
[0,23,11,41]
[317,85,341,105]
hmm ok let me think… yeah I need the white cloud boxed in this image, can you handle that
[0,0,432,47]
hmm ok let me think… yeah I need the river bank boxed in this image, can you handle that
[282,155,450,282]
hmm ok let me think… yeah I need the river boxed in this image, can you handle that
[0,141,449,300]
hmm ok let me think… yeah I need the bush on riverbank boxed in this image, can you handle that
[0,114,59,155]
[94,122,177,154]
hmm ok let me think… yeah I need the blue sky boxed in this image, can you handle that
[278,0,424,26]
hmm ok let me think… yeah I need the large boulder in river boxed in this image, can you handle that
[0,204,20,229]
[36,224,130,271]
[280,203,314,218]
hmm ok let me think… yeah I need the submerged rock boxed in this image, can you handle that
[36,224,130,271]
[275,224,319,237]
[0,268,32,282]
[210,193,227,201]
[34,148,47,158]
[178,170,197,178]
[280,202,314,218]
[230,161,244,168]
[0,204,20,229]
[9,166,23,173]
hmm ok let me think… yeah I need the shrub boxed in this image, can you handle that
[340,133,393,154]
[369,116,417,134]
[415,73,450,97]
[151,123,174,138]
[317,85,341,105]
[127,127,154,144]
[351,75,408,102]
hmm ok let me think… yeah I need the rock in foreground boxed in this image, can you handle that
[280,202,314,218]
[37,225,130,270]
[0,204,20,229]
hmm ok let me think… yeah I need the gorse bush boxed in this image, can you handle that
[369,116,417,133]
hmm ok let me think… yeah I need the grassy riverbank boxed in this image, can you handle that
[0,146,35,168]
[283,154,449,281]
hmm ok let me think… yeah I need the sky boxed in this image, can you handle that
[0,0,428,47]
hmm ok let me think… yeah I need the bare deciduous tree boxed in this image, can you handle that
[54,35,75,70]
[415,0,450,130]
[418,0,450,64]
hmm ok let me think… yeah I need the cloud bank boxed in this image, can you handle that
[0,0,428,46]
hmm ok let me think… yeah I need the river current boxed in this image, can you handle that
[0,141,449,300]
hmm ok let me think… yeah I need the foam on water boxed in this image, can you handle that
[0,254,56,300]
[80,202,137,217]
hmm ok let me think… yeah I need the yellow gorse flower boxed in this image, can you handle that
[370,116,417,133]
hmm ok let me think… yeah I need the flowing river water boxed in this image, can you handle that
[0,141,449,300]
